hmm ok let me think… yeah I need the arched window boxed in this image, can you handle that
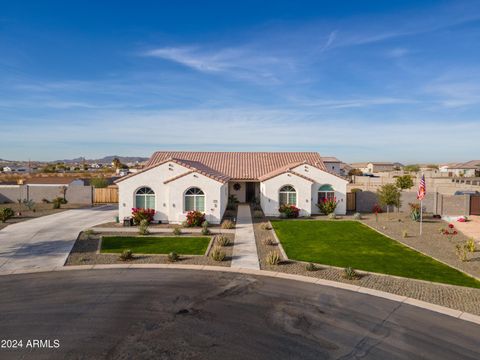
[318,184,335,203]
[279,185,297,206]
[184,187,205,212]
[135,187,155,209]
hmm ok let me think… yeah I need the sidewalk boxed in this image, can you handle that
[231,204,260,269]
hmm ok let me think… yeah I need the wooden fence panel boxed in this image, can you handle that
[346,192,356,211]
[94,187,118,204]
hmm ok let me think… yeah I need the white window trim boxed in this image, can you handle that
[279,185,297,206]
[134,186,156,209]
[184,187,206,213]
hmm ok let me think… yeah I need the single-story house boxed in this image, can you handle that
[439,161,480,177]
[116,151,348,224]
[350,162,397,174]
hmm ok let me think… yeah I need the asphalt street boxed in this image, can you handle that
[0,269,479,359]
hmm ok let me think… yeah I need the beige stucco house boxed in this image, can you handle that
[116,151,348,224]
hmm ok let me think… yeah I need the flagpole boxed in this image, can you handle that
[420,199,423,236]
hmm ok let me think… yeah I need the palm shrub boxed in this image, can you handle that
[22,199,36,211]
[466,238,476,253]
[263,237,275,246]
[317,198,338,215]
[253,210,264,218]
[306,262,317,271]
[0,208,14,223]
[260,222,272,230]
[455,244,468,262]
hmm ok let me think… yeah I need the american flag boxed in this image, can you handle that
[417,175,426,200]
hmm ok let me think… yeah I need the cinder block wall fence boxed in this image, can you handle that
[0,185,93,205]
[355,191,470,216]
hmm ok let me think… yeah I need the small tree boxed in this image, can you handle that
[90,177,108,188]
[395,175,414,191]
[377,184,401,217]
[348,168,363,176]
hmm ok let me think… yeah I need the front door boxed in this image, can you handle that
[245,182,256,203]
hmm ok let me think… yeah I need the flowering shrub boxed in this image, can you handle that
[185,210,205,227]
[439,223,458,241]
[372,204,383,214]
[279,204,300,218]
[131,208,155,224]
[317,197,338,215]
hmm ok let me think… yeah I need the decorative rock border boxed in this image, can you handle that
[0,264,479,326]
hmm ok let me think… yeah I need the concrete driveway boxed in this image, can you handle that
[0,206,117,272]
[0,269,479,359]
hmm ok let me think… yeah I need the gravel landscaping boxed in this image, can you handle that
[65,231,234,267]
[253,215,480,315]
[361,212,480,279]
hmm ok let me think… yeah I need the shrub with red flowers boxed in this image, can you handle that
[131,208,155,224]
[279,204,300,218]
[185,210,206,227]
[372,204,383,214]
[317,197,338,215]
[439,223,458,241]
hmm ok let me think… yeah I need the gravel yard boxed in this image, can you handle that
[65,231,234,267]
[253,215,480,315]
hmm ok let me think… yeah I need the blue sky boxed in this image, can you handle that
[1,0,480,162]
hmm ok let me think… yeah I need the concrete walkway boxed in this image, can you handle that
[0,205,117,272]
[231,204,260,269]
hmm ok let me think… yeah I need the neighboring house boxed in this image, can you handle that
[322,156,352,176]
[116,151,348,224]
[2,166,13,172]
[350,162,396,174]
[439,161,480,177]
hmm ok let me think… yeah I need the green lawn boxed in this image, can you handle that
[271,220,480,288]
[101,236,210,255]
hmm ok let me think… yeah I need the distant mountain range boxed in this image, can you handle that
[53,156,149,164]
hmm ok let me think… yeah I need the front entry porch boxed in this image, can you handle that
[228,181,260,203]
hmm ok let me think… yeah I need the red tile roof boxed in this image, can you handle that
[145,152,326,181]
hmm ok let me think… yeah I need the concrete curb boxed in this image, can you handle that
[91,227,235,234]
[1,264,479,326]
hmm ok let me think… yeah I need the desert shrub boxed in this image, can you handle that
[221,220,235,229]
[22,199,36,211]
[167,251,179,262]
[131,208,155,224]
[172,226,182,236]
[402,229,408,238]
[201,227,211,235]
[215,235,230,247]
[306,262,317,271]
[253,210,264,219]
[185,210,205,227]
[328,213,336,220]
[317,198,338,215]
[138,219,150,235]
[0,207,14,223]
[52,197,67,209]
[343,267,360,280]
[263,237,276,246]
[455,244,468,262]
[119,249,133,261]
[265,251,280,265]
[260,222,272,230]
[278,204,299,218]
[466,238,476,253]
[180,220,188,228]
[210,246,226,261]
[41,198,50,204]
[227,194,239,210]
[353,212,362,220]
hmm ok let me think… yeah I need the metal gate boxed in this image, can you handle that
[346,192,356,212]
[471,195,480,215]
